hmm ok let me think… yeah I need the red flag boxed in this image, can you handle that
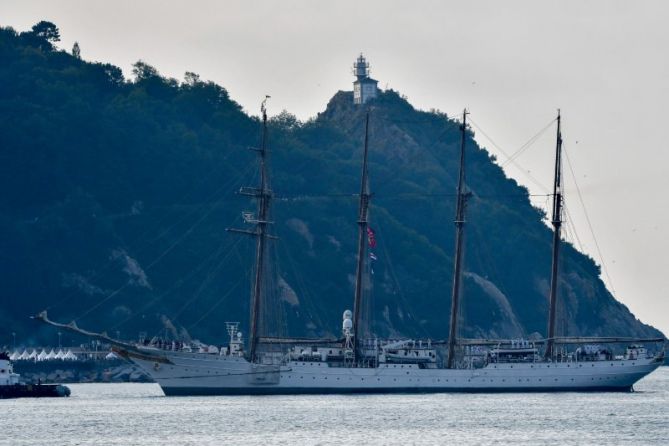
[367,227,377,248]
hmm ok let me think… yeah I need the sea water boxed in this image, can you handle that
[2,367,668,445]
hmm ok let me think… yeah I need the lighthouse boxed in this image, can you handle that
[353,54,378,105]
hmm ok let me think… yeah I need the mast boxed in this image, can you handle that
[352,111,371,361]
[446,109,469,369]
[227,96,274,363]
[545,110,563,359]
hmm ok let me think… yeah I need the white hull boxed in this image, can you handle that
[121,348,662,395]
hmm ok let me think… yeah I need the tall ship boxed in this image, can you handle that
[38,100,664,395]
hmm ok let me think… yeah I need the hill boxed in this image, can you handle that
[0,22,661,347]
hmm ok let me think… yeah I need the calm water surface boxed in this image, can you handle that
[3,368,668,445]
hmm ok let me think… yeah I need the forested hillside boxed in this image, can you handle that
[0,22,661,346]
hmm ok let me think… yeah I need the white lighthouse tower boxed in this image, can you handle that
[353,54,378,105]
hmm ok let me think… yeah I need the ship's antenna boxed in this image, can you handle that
[545,110,563,360]
[446,108,469,369]
[352,110,371,363]
[227,95,275,363]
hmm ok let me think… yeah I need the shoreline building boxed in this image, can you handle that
[353,54,378,105]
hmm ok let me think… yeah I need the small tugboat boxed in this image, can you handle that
[0,352,70,399]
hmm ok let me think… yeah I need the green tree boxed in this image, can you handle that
[183,71,201,86]
[132,60,159,81]
[31,21,60,42]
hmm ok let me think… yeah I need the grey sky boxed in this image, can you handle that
[2,0,667,335]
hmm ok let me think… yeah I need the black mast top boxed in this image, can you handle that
[227,96,274,363]
[446,109,469,369]
[352,111,371,362]
[545,110,563,359]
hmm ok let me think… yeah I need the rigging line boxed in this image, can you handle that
[363,116,454,191]
[563,204,585,253]
[373,216,431,339]
[74,192,232,321]
[267,240,288,338]
[186,277,245,330]
[468,117,552,194]
[46,161,257,312]
[563,147,617,297]
[469,214,512,316]
[277,238,327,331]
[275,193,358,200]
[109,215,244,330]
[146,249,247,343]
[169,236,246,324]
[127,154,253,248]
[276,192,553,200]
[500,120,556,168]
[142,193,229,271]
[355,112,465,194]
[140,162,257,248]
[469,116,555,167]
[185,241,248,331]
[376,192,553,200]
[375,113,463,126]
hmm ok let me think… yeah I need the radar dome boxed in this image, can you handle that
[343,309,353,320]
[342,318,353,330]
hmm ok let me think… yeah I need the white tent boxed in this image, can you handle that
[18,350,30,360]
[9,350,19,361]
[46,349,57,360]
[63,350,78,361]
[105,352,119,360]
[55,349,65,359]
[27,349,38,360]
[37,349,49,361]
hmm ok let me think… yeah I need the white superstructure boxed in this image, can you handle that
[0,355,20,386]
[115,321,663,395]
